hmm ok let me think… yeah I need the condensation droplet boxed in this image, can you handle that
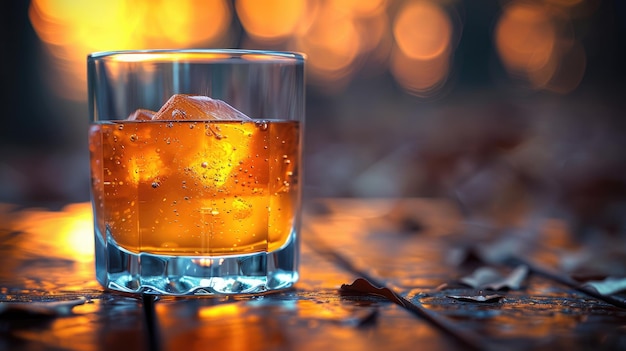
[130,134,138,142]
[201,162,208,168]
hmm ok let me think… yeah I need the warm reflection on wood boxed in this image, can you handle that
[1,199,625,351]
[8,202,94,263]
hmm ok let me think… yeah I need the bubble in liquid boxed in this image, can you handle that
[130,134,138,142]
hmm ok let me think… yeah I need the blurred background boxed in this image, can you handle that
[1,0,626,236]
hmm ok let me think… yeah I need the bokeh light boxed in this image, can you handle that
[390,0,456,97]
[29,0,232,101]
[494,0,586,93]
[495,2,556,77]
[10,203,94,263]
[328,0,387,17]
[236,0,306,41]
[393,1,453,60]
[292,2,362,88]
[27,0,593,101]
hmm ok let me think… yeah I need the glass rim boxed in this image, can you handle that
[88,49,306,63]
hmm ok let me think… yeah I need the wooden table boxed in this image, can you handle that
[1,199,625,351]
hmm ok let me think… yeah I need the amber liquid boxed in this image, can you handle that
[89,120,300,256]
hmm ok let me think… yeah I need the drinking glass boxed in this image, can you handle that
[88,50,305,295]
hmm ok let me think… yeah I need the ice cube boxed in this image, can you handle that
[152,94,252,121]
[128,109,156,121]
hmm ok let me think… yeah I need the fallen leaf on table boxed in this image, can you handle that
[460,267,500,288]
[447,294,504,303]
[460,265,528,290]
[583,277,626,296]
[448,235,531,267]
[475,235,531,265]
[340,278,407,307]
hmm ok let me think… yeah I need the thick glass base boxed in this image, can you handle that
[94,228,299,295]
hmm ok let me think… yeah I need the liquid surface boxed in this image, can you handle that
[89,120,300,256]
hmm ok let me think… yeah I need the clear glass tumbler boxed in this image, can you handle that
[88,50,305,295]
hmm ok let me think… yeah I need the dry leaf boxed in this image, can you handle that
[460,267,501,288]
[460,265,528,290]
[583,277,626,296]
[340,278,407,307]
